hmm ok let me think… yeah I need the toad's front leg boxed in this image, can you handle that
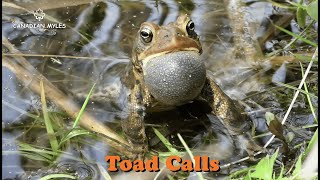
[121,81,148,159]
[200,77,263,157]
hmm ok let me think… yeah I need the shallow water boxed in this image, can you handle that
[2,0,317,179]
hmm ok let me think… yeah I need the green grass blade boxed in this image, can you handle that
[250,149,279,179]
[40,80,59,153]
[292,154,302,179]
[19,142,61,158]
[267,22,315,57]
[19,149,53,161]
[157,151,184,157]
[59,128,93,146]
[274,25,317,47]
[253,124,318,139]
[229,166,256,178]
[306,0,318,21]
[19,152,52,163]
[39,174,76,180]
[303,128,318,161]
[274,81,318,99]
[19,142,92,163]
[286,1,306,9]
[19,142,55,162]
[297,7,307,28]
[299,62,318,123]
[293,53,318,62]
[276,165,288,180]
[296,0,307,28]
[153,128,179,154]
[167,174,174,180]
[73,83,96,128]
[19,142,58,153]
[266,0,296,9]
[58,84,96,147]
[177,133,205,180]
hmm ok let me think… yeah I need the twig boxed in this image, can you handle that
[2,53,129,62]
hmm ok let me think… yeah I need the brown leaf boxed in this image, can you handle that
[268,119,286,142]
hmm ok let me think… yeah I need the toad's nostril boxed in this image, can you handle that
[176,32,181,36]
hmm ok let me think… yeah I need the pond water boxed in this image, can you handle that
[2,0,317,179]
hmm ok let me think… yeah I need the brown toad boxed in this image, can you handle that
[121,14,262,158]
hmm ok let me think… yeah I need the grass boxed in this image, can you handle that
[300,62,318,123]
[152,128,182,180]
[229,133,317,179]
[14,83,97,178]
[274,24,317,47]
[177,133,205,180]
[58,83,96,147]
[19,143,58,163]
[229,0,318,178]
[302,128,318,161]
[253,124,318,139]
[152,128,180,155]
[72,83,96,128]
[267,19,316,57]
[153,122,317,179]
[245,149,279,179]
[40,80,59,153]
[274,81,317,99]
[152,128,204,180]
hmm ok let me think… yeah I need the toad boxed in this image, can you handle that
[121,14,262,158]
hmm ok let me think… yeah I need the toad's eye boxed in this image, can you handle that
[140,27,153,43]
[186,20,195,35]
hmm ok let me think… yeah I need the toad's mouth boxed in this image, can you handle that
[143,51,206,106]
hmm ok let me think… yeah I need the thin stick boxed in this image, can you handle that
[2,53,129,61]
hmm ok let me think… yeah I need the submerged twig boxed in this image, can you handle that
[2,37,133,158]
[2,53,129,62]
